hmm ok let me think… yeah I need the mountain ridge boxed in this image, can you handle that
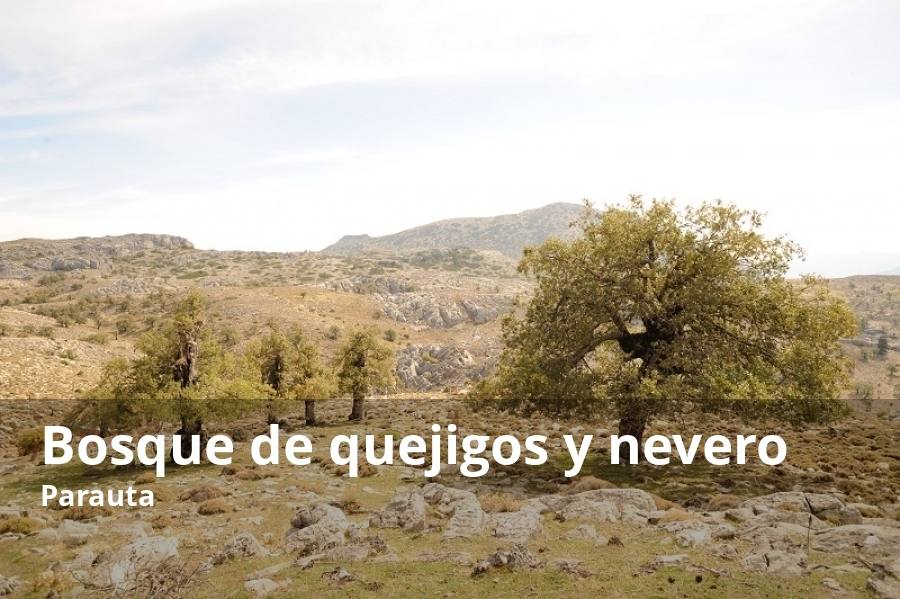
[321,202,585,258]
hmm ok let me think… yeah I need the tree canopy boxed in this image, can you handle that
[246,325,334,423]
[79,290,268,433]
[336,328,395,420]
[473,197,857,442]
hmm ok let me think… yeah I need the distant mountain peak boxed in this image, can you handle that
[322,202,584,258]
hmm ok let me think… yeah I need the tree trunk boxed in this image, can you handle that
[305,400,317,426]
[348,395,364,421]
[266,401,279,425]
[618,403,650,462]
[173,416,207,464]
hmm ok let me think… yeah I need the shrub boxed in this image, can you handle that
[16,427,43,457]
[478,492,523,513]
[80,333,110,345]
[383,329,397,342]
[0,516,45,534]
[197,498,229,515]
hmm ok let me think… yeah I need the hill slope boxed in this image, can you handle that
[322,202,584,258]
[0,233,192,279]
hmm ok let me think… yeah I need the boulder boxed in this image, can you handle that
[97,536,180,590]
[422,484,486,539]
[56,519,98,547]
[245,578,282,598]
[491,508,542,541]
[285,503,350,555]
[553,558,592,578]
[473,544,543,575]
[867,557,900,599]
[540,489,655,525]
[0,575,20,596]
[563,524,607,545]
[740,492,859,524]
[742,545,807,577]
[813,525,900,557]
[212,533,269,565]
[369,487,426,532]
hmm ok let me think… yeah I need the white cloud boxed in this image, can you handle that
[0,0,898,267]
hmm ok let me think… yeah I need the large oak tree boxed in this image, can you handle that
[474,197,857,446]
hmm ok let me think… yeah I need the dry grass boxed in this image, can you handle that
[59,506,111,521]
[477,492,523,513]
[180,485,225,503]
[0,515,45,534]
[134,471,157,485]
[197,497,230,515]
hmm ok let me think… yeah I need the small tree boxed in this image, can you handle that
[83,290,267,453]
[877,335,890,358]
[336,329,395,421]
[249,325,334,426]
[473,197,857,453]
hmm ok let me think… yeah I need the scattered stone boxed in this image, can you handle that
[663,521,733,548]
[57,519,98,547]
[708,543,739,560]
[741,543,806,577]
[245,578,282,598]
[866,557,900,599]
[541,489,656,525]
[491,508,542,541]
[473,544,543,576]
[212,532,268,565]
[369,487,426,532]
[640,554,688,573]
[321,566,355,585]
[285,503,350,555]
[553,558,592,578]
[563,524,607,545]
[0,575,20,596]
[813,525,900,557]
[423,483,486,539]
[96,535,180,590]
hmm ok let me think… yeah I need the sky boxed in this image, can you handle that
[1,0,899,275]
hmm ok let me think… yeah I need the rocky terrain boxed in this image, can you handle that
[0,235,193,280]
[0,399,899,598]
[1,213,899,409]
[322,202,584,258]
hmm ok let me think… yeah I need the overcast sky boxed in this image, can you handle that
[1,0,898,274]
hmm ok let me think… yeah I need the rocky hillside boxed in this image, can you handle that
[0,399,898,597]
[0,234,192,279]
[322,202,584,258]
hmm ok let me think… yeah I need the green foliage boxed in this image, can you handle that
[383,329,397,343]
[81,290,269,429]
[15,427,44,457]
[878,335,890,357]
[247,325,335,419]
[335,328,395,399]
[473,197,857,431]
